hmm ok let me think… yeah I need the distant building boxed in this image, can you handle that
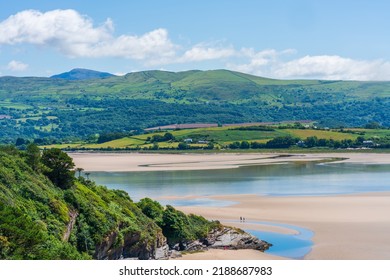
[198,140,209,144]
[184,138,193,143]
[362,140,374,147]
[297,140,305,147]
[0,115,11,119]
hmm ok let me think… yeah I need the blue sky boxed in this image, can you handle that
[0,0,389,80]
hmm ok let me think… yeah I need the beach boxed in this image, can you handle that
[176,193,390,260]
[69,152,390,260]
[70,152,390,172]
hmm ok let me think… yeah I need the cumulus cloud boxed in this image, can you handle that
[228,51,390,81]
[227,48,295,77]
[0,9,176,61]
[1,9,390,80]
[179,44,236,62]
[273,55,390,80]
[7,60,29,71]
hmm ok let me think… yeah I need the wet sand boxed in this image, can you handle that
[69,152,390,260]
[177,193,390,260]
[70,152,390,172]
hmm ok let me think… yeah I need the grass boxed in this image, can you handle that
[40,126,390,150]
[284,129,358,140]
[349,129,390,138]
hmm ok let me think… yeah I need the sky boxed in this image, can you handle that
[0,0,390,80]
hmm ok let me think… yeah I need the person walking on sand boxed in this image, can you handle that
[240,216,242,222]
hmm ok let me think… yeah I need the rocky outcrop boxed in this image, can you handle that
[62,210,78,242]
[205,227,271,251]
[169,226,271,257]
[95,226,269,260]
[94,228,169,260]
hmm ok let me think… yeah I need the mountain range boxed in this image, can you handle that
[0,69,389,142]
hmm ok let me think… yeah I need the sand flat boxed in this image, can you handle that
[179,249,287,260]
[70,152,390,172]
[176,193,390,260]
[69,152,390,260]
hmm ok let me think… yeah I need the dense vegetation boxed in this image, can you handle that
[40,124,390,151]
[136,198,220,246]
[1,69,389,143]
[0,146,218,259]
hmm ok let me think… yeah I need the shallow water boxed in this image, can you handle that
[88,161,389,259]
[245,221,314,259]
[89,162,390,205]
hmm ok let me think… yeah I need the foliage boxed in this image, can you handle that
[265,136,299,148]
[25,143,41,172]
[136,198,164,225]
[365,122,381,129]
[97,132,131,144]
[1,69,389,143]
[0,146,219,259]
[41,148,75,189]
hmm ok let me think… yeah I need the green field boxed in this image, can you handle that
[40,125,390,150]
[284,129,358,141]
[1,69,390,143]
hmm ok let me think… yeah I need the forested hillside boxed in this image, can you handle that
[1,69,389,143]
[0,145,219,259]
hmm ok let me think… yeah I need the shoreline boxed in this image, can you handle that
[69,152,390,260]
[176,192,390,260]
[70,152,390,172]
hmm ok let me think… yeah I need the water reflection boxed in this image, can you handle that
[89,163,390,204]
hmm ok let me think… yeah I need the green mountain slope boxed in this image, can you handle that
[50,68,115,80]
[0,69,389,142]
[0,146,219,259]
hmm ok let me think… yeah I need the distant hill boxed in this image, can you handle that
[50,68,115,80]
[0,69,389,142]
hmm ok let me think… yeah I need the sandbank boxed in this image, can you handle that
[179,249,287,260]
[69,152,390,260]
[176,193,390,260]
[70,152,390,172]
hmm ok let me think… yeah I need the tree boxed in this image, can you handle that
[41,148,75,189]
[25,143,41,172]
[75,167,84,178]
[240,141,250,149]
[365,122,381,129]
[266,136,298,148]
[178,142,188,150]
[15,138,26,146]
[136,198,164,225]
[305,136,318,148]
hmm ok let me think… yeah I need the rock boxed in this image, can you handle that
[94,226,169,260]
[203,227,271,251]
[154,244,169,260]
[169,250,182,259]
[185,240,207,251]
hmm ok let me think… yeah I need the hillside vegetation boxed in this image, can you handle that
[1,69,389,143]
[41,124,390,151]
[0,146,219,259]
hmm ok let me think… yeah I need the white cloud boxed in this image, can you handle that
[1,9,390,80]
[273,55,390,80]
[7,60,29,71]
[179,44,236,62]
[0,9,176,61]
[227,48,294,77]
[228,52,390,81]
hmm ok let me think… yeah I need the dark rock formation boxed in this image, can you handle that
[94,228,169,260]
[94,226,269,260]
[204,227,271,251]
[169,226,271,258]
